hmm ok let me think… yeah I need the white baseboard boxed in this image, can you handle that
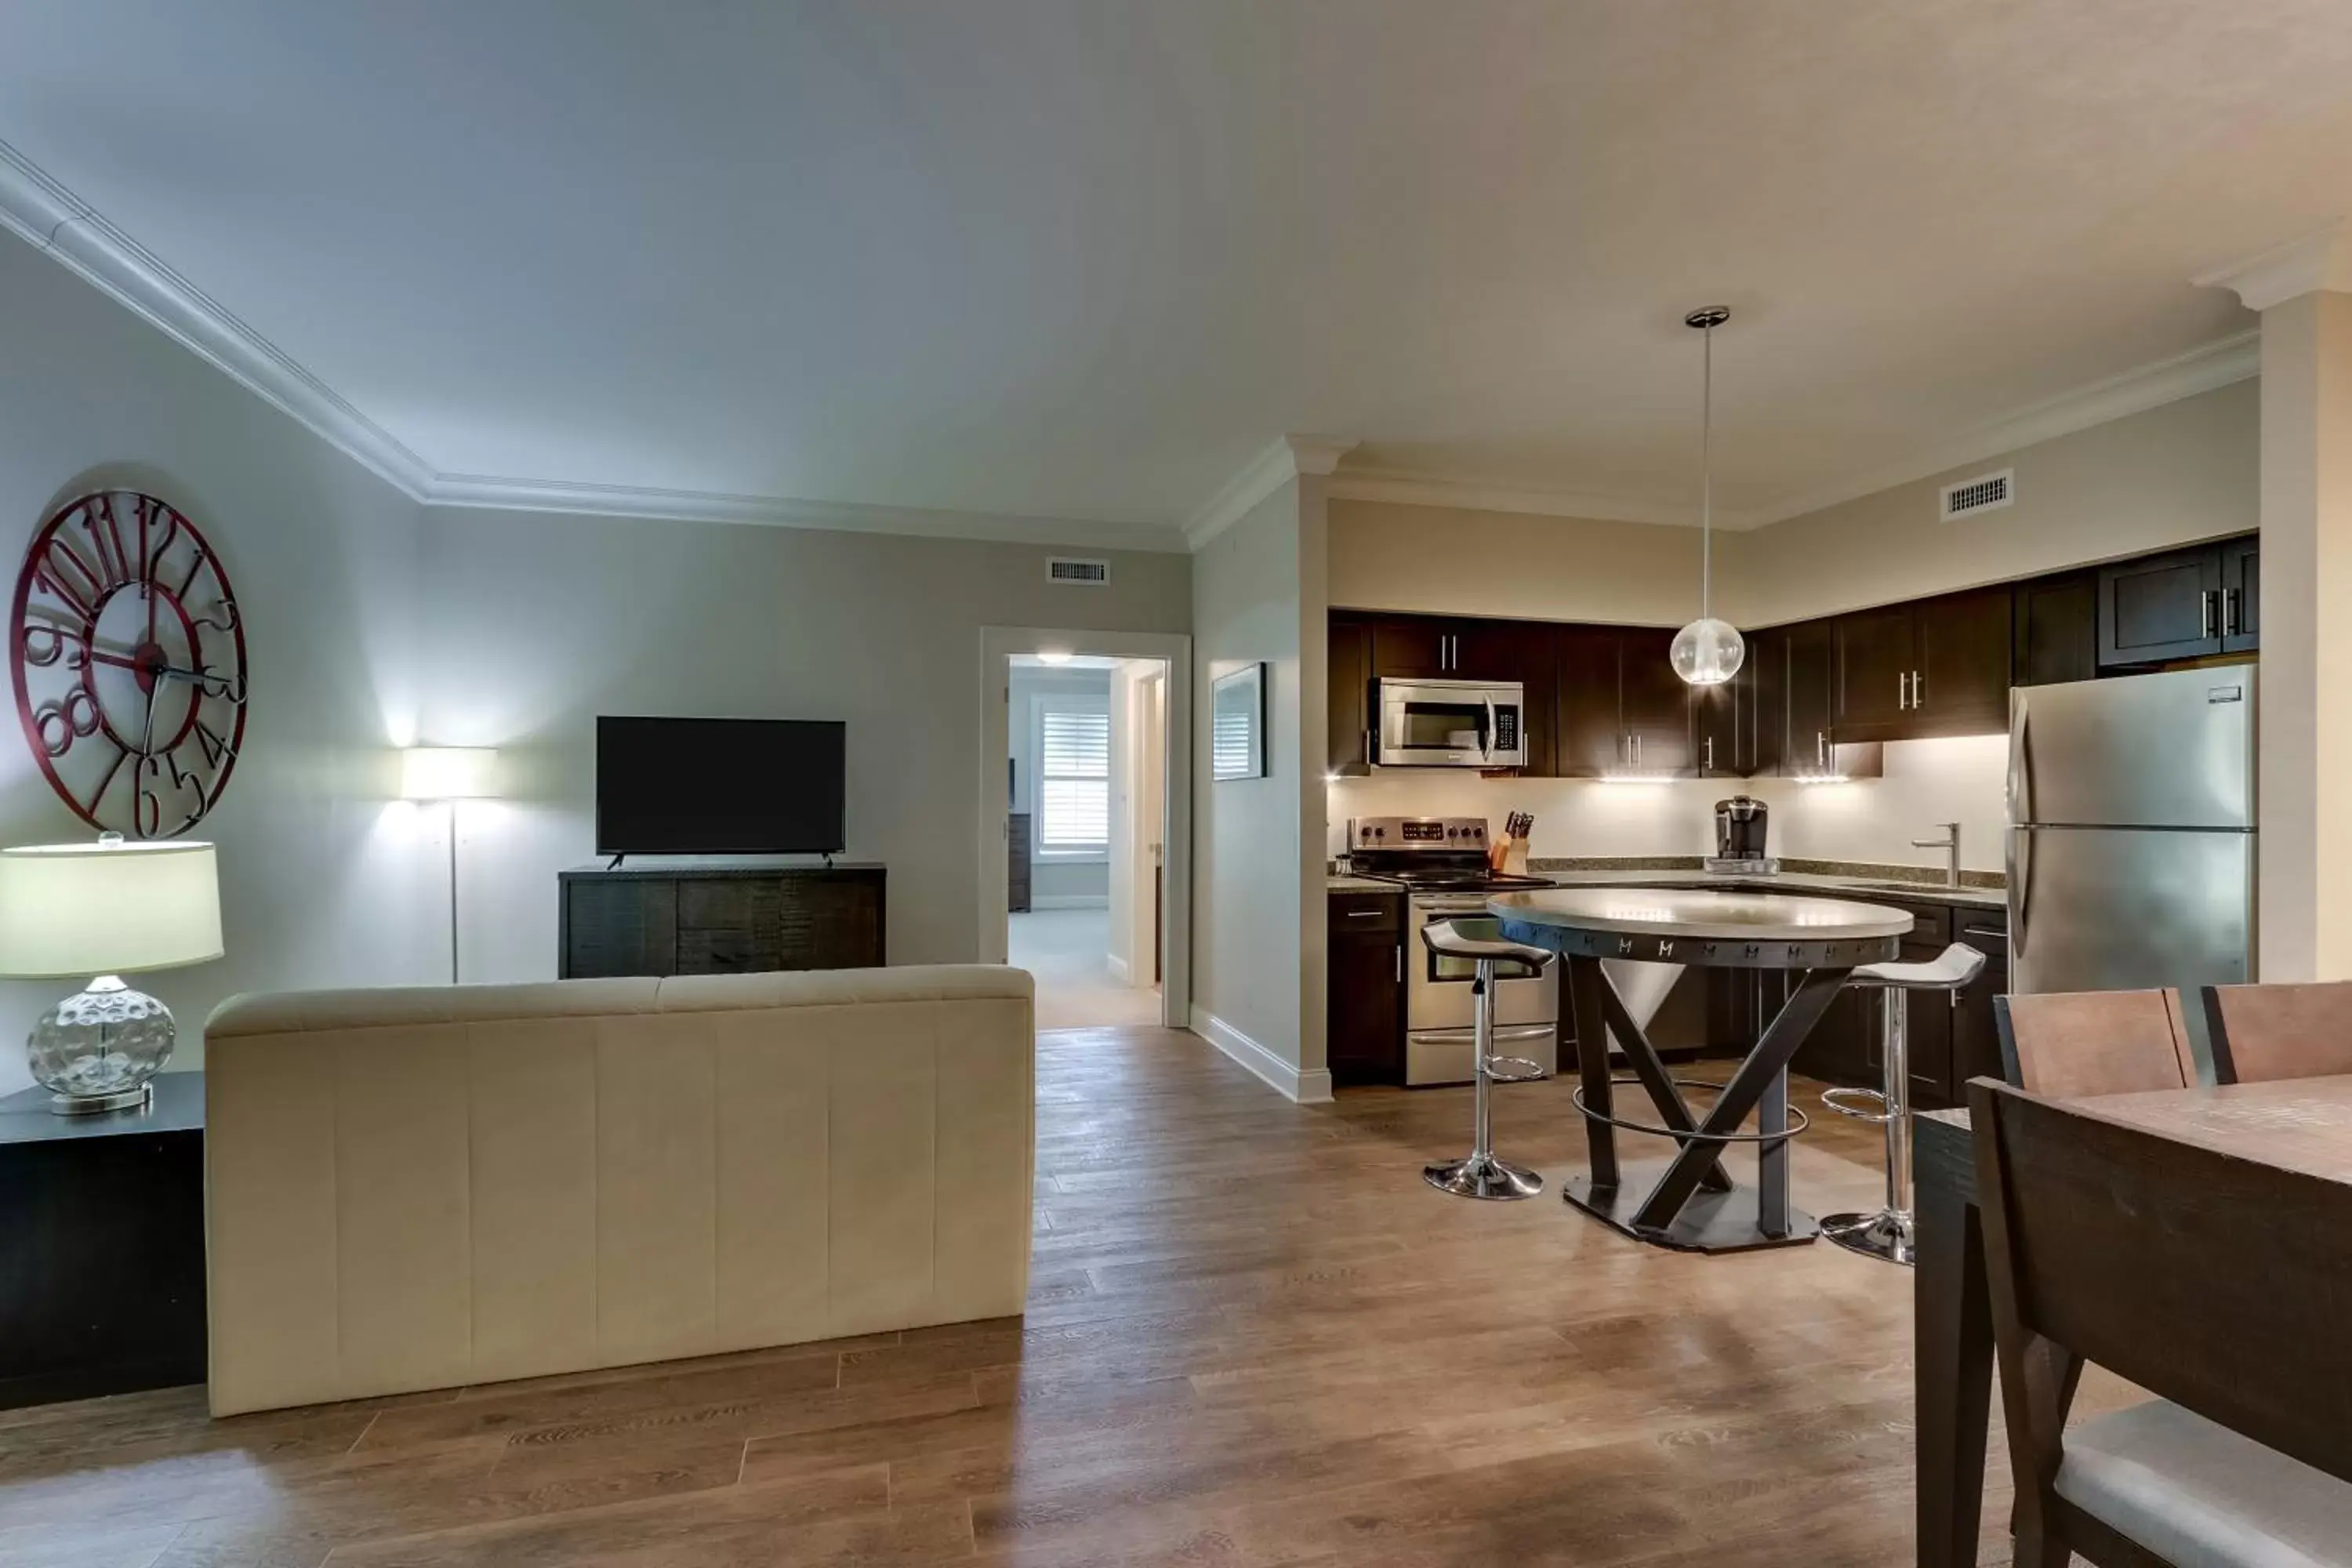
[1188,1007,1335,1104]
[1028,895,1110,910]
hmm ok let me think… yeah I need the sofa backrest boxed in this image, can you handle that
[203,965,1034,1415]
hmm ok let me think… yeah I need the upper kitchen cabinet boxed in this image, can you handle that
[2013,572,2099,688]
[1555,625,1693,778]
[1833,604,1915,739]
[1370,615,1523,681]
[1780,619,1838,776]
[2221,536,2259,655]
[1695,626,1772,778]
[2096,535,2258,668]
[1328,612,1374,774]
[1833,588,2012,742]
[1915,587,2013,734]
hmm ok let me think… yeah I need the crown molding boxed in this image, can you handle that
[1182,435,1356,551]
[429,474,1188,552]
[1741,328,2260,528]
[0,136,437,498]
[1326,469,1744,529]
[2194,221,2352,311]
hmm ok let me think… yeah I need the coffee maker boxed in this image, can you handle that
[1706,795,1777,875]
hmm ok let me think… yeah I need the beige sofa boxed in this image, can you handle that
[202,965,1033,1416]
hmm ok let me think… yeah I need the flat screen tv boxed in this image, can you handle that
[596,717,846,856]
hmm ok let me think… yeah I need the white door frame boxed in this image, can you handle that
[979,627,1192,1028]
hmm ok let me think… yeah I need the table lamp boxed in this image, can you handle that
[0,835,223,1114]
[400,746,499,983]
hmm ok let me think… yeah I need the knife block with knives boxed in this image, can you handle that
[1487,811,1534,875]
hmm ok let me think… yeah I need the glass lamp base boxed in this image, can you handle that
[27,975,176,1117]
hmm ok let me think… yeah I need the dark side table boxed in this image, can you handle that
[0,1072,206,1409]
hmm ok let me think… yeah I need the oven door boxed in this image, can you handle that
[1405,898,1558,1086]
[1378,680,1524,768]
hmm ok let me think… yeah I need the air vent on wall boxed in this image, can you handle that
[1940,468,2015,522]
[1047,557,1111,586]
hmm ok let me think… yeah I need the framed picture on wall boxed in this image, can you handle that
[1210,662,1268,781]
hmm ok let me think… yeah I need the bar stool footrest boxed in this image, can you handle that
[1570,1076,1811,1148]
[1482,1056,1546,1083]
[1820,1085,1895,1123]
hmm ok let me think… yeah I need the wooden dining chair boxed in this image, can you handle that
[1992,989,2192,1098]
[1970,1079,2352,1567]
[1998,981,2352,1098]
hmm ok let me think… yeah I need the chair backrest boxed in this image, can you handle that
[2205,982,2352,1083]
[1993,989,2190,1098]
[1970,1079,2352,1488]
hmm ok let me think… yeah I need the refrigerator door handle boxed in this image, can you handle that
[2009,827,2033,964]
[2007,698,2033,826]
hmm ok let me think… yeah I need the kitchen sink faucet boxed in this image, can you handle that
[1912,822,1962,887]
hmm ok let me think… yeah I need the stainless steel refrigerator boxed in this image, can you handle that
[2008,666,2256,995]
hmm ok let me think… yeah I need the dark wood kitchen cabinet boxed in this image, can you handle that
[1945,908,2011,1103]
[1694,626,1772,779]
[1510,620,1560,776]
[1370,615,1522,681]
[2221,536,2259,655]
[1327,890,1405,1086]
[2096,535,2259,668]
[1834,589,2011,742]
[1555,625,1693,777]
[2013,572,2099,688]
[1328,612,1374,772]
[1780,619,1840,776]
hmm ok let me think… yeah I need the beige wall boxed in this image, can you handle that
[0,230,442,1097]
[416,512,1190,982]
[1192,478,1329,1098]
[1330,499,1700,624]
[2252,291,2352,982]
[1729,379,2258,626]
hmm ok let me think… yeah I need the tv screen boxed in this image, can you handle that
[596,717,846,856]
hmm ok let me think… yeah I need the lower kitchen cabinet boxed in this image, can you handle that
[1327,891,1406,1085]
[1947,908,2012,1095]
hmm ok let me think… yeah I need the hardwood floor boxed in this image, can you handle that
[0,1026,2035,1566]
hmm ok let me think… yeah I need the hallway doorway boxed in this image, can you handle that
[980,628,1191,1032]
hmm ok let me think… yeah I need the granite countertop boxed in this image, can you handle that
[1327,859,2006,911]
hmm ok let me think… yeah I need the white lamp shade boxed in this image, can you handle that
[400,747,500,800]
[0,839,223,978]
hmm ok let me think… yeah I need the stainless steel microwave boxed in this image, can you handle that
[1376,677,1527,768]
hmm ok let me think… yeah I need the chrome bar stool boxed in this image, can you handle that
[1419,916,1553,1200]
[1818,942,1987,1265]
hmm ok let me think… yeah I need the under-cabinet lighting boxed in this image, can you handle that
[1594,775,1678,786]
[1792,774,1853,786]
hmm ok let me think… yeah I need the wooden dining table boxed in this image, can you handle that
[1913,1073,2352,1568]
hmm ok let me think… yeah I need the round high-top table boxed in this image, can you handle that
[1490,887,1911,1254]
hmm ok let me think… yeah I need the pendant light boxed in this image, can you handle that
[1669,305,1745,687]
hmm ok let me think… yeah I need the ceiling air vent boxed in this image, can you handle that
[1940,468,2015,522]
[1047,557,1111,586]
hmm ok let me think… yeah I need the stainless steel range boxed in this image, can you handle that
[1345,815,1558,1087]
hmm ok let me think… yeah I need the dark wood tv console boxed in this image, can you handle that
[558,859,887,978]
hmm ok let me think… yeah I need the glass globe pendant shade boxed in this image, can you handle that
[1670,616,1746,687]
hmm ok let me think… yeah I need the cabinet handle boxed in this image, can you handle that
[1898,671,1909,710]
[1913,669,1925,708]
[1345,908,1384,919]
[2223,589,2239,638]
[2202,591,2217,640]
[1962,924,2006,939]
[1817,730,1826,769]
[1704,735,1715,771]
[1396,944,1403,982]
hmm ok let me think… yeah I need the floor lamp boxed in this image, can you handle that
[400,748,499,984]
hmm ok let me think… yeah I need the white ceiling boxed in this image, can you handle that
[4,1,2348,546]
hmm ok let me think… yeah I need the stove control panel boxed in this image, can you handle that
[1352,815,1487,849]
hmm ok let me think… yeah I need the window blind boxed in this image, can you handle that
[1039,706,1110,848]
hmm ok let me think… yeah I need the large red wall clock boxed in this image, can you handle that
[9,491,249,838]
